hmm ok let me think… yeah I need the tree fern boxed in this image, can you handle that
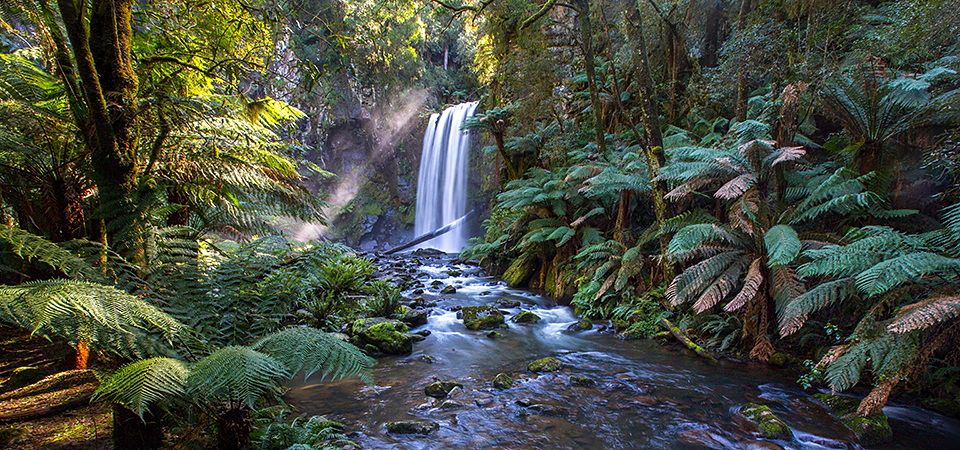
[93,357,190,417]
[0,225,98,281]
[250,327,375,384]
[855,252,960,296]
[778,278,857,336]
[187,346,291,408]
[888,295,960,334]
[764,225,802,267]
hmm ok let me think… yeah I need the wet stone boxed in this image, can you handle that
[528,357,563,373]
[461,305,506,330]
[568,318,593,331]
[739,403,793,440]
[742,440,786,450]
[425,380,463,398]
[493,373,514,389]
[496,299,521,308]
[512,311,541,324]
[570,375,596,387]
[418,355,437,364]
[441,285,457,294]
[385,420,440,435]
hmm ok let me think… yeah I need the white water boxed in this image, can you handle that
[414,102,479,253]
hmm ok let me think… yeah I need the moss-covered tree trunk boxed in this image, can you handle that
[625,1,674,281]
[575,0,607,157]
[734,0,753,122]
[56,0,140,249]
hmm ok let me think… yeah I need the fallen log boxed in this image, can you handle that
[659,318,718,364]
[384,209,476,255]
[0,394,92,424]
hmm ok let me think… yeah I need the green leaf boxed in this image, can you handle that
[764,225,801,267]
[94,357,189,418]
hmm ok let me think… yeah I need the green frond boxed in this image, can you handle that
[672,251,745,306]
[251,327,375,384]
[94,357,190,418]
[0,225,98,281]
[855,252,960,296]
[0,280,184,357]
[668,224,743,259]
[764,225,801,267]
[614,246,644,292]
[187,346,290,408]
[724,258,763,313]
[825,339,871,391]
[693,259,746,313]
[778,278,857,336]
[658,209,717,236]
[888,295,960,334]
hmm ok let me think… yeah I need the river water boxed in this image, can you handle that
[285,253,960,450]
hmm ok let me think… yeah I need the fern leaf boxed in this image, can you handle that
[766,146,806,167]
[725,258,763,312]
[714,173,756,200]
[673,251,744,305]
[251,327,375,384]
[669,224,742,258]
[825,340,871,391]
[693,260,745,313]
[94,357,189,417]
[778,278,857,336]
[0,225,98,281]
[888,295,960,334]
[764,225,801,267]
[614,246,644,292]
[187,346,290,408]
[855,252,960,296]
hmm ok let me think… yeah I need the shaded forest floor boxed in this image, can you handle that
[0,327,112,450]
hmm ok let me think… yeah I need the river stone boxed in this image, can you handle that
[461,305,505,330]
[351,317,414,354]
[425,380,463,398]
[528,357,563,373]
[922,397,960,416]
[568,318,593,331]
[814,393,893,445]
[440,285,457,294]
[418,355,437,364]
[486,331,502,338]
[496,299,521,308]
[512,311,541,324]
[570,375,596,387]
[742,439,786,450]
[503,253,537,287]
[740,403,793,440]
[393,307,428,327]
[385,420,440,435]
[493,373,514,389]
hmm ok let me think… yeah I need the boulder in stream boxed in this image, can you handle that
[425,380,463,398]
[570,375,597,387]
[392,306,428,327]
[385,420,440,435]
[813,393,893,445]
[493,373,514,389]
[441,285,457,294]
[568,318,593,331]
[460,305,505,330]
[739,403,793,440]
[350,317,415,354]
[528,357,563,373]
[512,311,541,324]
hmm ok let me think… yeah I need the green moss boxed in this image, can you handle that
[570,375,596,387]
[512,311,541,323]
[922,398,960,416]
[528,357,563,373]
[571,318,593,331]
[493,373,514,389]
[503,253,537,287]
[740,403,793,440]
[352,318,413,354]
[425,380,463,398]
[3,366,48,391]
[0,427,25,446]
[813,393,893,445]
[461,305,505,330]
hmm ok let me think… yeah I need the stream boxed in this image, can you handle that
[285,252,960,450]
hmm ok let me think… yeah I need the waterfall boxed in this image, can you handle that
[414,101,478,253]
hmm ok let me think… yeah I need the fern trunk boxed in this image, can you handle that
[217,405,253,450]
[857,374,898,417]
[112,403,164,450]
[74,340,90,370]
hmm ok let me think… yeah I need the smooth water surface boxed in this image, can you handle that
[286,254,960,450]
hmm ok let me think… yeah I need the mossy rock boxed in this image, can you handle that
[486,331,502,338]
[2,367,49,392]
[570,375,596,387]
[351,317,414,354]
[568,318,593,331]
[461,305,505,330]
[512,311,541,324]
[528,357,563,373]
[768,352,791,368]
[493,373,514,389]
[813,393,893,445]
[446,270,462,277]
[394,308,428,327]
[503,253,537,287]
[441,285,457,294]
[425,380,463,398]
[495,299,521,308]
[740,403,793,440]
[385,420,440,435]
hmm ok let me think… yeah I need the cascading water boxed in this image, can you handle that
[414,102,479,253]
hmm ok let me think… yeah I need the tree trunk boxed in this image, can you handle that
[217,405,252,450]
[857,374,899,417]
[625,0,674,281]
[75,340,90,370]
[112,403,164,450]
[734,0,753,122]
[576,0,608,157]
[858,140,882,176]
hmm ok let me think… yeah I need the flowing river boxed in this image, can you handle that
[285,252,960,450]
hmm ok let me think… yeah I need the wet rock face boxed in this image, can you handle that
[350,317,415,354]
[528,357,563,373]
[493,373,514,389]
[739,403,793,440]
[568,318,593,331]
[512,311,541,324]
[425,380,463,398]
[385,420,440,435]
[460,305,506,330]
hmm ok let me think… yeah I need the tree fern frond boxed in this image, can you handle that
[614,246,644,292]
[714,173,756,200]
[251,327,375,384]
[725,258,763,312]
[187,346,290,408]
[659,209,718,236]
[855,252,960,296]
[825,339,872,391]
[673,251,744,305]
[764,225,802,267]
[693,259,745,313]
[778,278,857,336]
[0,225,98,281]
[94,357,190,418]
[888,295,960,334]
[669,224,743,258]
[766,146,806,167]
